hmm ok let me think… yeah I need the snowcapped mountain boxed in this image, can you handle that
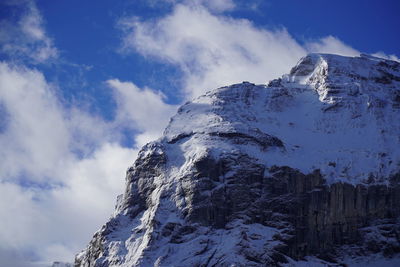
[76,53,400,266]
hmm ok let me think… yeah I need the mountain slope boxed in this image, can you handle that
[76,53,400,266]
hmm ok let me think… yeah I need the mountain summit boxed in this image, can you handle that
[76,54,400,266]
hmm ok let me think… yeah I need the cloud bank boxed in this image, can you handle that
[0,61,177,266]
[0,3,177,262]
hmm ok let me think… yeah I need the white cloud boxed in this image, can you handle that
[0,63,70,182]
[192,0,236,12]
[151,0,236,12]
[0,59,176,265]
[305,35,360,57]
[107,79,178,147]
[0,144,135,265]
[0,0,58,63]
[120,4,360,99]
[371,51,400,62]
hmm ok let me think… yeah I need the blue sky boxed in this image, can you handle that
[0,0,399,266]
[5,0,400,118]
[43,0,400,102]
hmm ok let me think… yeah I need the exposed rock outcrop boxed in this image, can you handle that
[76,54,400,266]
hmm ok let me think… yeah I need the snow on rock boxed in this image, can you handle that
[165,53,400,185]
[76,54,400,266]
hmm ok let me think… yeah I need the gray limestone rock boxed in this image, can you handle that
[76,54,400,266]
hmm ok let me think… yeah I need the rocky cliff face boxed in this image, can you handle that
[75,54,400,266]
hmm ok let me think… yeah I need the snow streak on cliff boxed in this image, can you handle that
[76,54,400,266]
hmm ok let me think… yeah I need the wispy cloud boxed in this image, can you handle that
[0,59,177,265]
[108,79,178,147]
[119,3,360,99]
[0,0,179,262]
[371,51,400,62]
[0,0,58,63]
[192,0,236,12]
[0,4,177,261]
[305,36,360,57]
[0,62,120,264]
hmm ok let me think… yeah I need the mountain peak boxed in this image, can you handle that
[76,54,400,266]
[288,53,399,90]
[277,53,400,107]
[161,53,400,186]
